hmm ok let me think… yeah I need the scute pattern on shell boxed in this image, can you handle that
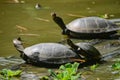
[23,43,76,62]
[76,42,101,59]
[67,17,119,33]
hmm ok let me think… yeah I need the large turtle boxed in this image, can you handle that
[66,39,101,62]
[13,37,85,67]
[51,13,120,39]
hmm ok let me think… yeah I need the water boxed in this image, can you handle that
[0,0,120,80]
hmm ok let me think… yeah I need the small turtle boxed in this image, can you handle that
[51,13,120,39]
[13,37,85,67]
[66,39,101,62]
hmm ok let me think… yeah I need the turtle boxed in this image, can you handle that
[13,37,85,67]
[66,39,101,62]
[51,12,120,39]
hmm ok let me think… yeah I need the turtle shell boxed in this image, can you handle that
[76,42,101,60]
[23,43,76,64]
[65,17,120,39]
[67,17,120,33]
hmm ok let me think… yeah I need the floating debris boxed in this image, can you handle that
[16,25,28,32]
[92,1,96,4]
[86,7,91,10]
[13,0,19,3]
[20,0,25,3]
[35,3,42,9]
[35,17,50,22]
[100,13,110,19]
[67,13,86,18]
[99,14,115,19]
[19,33,40,36]
[6,0,25,4]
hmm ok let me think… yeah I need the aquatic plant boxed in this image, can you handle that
[48,62,81,80]
[112,61,120,70]
[90,64,99,71]
[0,69,22,80]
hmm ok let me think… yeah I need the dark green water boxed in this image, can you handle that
[0,0,120,57]
[0,0,120,80]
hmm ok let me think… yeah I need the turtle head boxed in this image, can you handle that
[67,39,79,50]
[13,37,24,53]
[13,37,31,63]
[67,39,84,59]
[51,12,70,35]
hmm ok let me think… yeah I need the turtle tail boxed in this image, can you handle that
[13,37,24,53]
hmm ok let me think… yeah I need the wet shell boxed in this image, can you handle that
[23,43,76,64]
[67,17,120,33]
